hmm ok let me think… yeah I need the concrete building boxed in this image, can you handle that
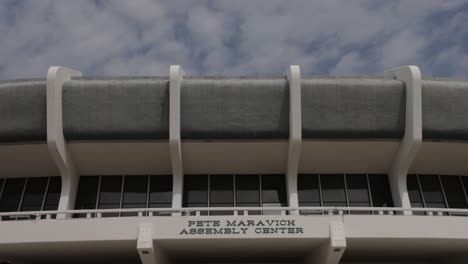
[1,65,468,264]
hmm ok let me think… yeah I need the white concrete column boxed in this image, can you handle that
[137,223,157,264]
[306,220,346,264]
[385,66,422,210]
[47,66,82,218]
[169,65,184,210]
[286,65,302,212]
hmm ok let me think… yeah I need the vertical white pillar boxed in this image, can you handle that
[47,66,82,218]
[286,65,302,212]
[385,66,422,211]
[137,223,157,264]
[169,65,184,211]
[306,220,346,264]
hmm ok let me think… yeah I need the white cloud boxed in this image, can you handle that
[379,28,427,70]
[0,0,467,79]
[332,52,369,75]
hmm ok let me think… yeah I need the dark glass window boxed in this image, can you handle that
[441,176,467,209]
[0,178,26,213]
[298,174,393,209]
[210,175,234,215]
[98,176,123,217]
[43,177,61,211]
[20,177,48,211]
[183,175,208,207]
[298,174,320,206]
[419,175,446,208]
[346,174,370,207]
[74,176,100,210]
[462,177,468,201]
[369,174,393,207]
[98,176,123,209]
[235,175,261,215]
[210,175,234,206]
[261,175,287,206]
[122,176,147,208]
[74,175,172,217]
[122,176,148,215]
[0,179,4,196]
[149,175,172,208]
[321,174,346,206]
[407,175,423,208]
[235,175,260,206]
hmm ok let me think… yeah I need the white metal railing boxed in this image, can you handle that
[1,206,468,221]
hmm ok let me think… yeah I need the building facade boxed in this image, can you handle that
[1,65,468,263]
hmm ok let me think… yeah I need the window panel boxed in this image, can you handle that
[321,174,346,206]
[346,174,370,206]
[369,174,394,207]
[121,176,147,216]
[74,176,100,210]
[407,175,425,215]
[462,177,468,202]
[210,175,234,206]
[122,176,147,208]
[20,177,48,211]
[0,178,4,196]
[261,175,287,206]
[407,175,423,207]
[441,176,467,209]
[419,175,446,208]
[99,176,123,207]
[43,177,61,212]
[235,175,260,206]
[183,175,208,207]
[98,176,122,217]
[0,178,26,213]
[149,175,172,208]
[298,174,320,206]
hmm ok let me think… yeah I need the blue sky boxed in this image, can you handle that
[1,0,467,79]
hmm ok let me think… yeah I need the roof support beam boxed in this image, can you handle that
[385,66,422,212]
[47,66,82,218]
[286,65,302,213]
[169,65,184,211]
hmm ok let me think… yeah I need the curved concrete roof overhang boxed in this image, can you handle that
[0,76,467,143]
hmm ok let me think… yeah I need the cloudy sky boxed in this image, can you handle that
[0,0,467,79]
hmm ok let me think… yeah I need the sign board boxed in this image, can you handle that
[179,219,304,235]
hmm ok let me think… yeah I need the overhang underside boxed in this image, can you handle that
[299,140,399,174]
[410,141,468,175]
[158,238,320,263]
[0,240,140,264]
[182,141,288,174]
[69,141,172,175]
[0,143,59,177]
[343,238,468,262]
[3,235,468,264]
[2,215,468,263]
[2,140,468,177]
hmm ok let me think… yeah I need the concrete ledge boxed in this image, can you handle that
[302,78,406,139]
[0,79,47,142]
[181,78,290,139]
[422,80,468,140]
[62,78,169,140]
[1,77,468,142]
